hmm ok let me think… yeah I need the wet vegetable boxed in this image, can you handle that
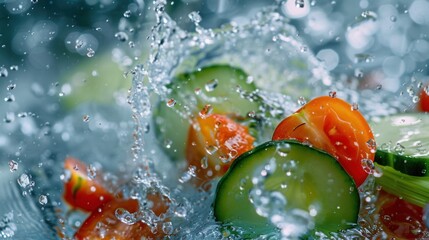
[63,157,114,212]
[154,65,259,161]
[419,84,429,112]
[375,190,427,239]
[214,140,359,238]
[272,96,375,187]
[371,113,429,176]
[186,114,254,186]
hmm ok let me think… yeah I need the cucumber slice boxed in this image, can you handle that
[153,65,259,161]
[371,113,429,176]
[214,140,359,237]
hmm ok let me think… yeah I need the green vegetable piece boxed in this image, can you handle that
[371,113,429,176]
[154,65,259,161]
[214,140,360,238]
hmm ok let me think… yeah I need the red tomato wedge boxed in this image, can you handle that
[75,198,164,240]
[63,157,114,212]
[272,96,375,187]
[186,114,255,186]
[376,190,427,239]
[418,84,429,112]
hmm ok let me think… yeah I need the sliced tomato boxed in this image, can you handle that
[376,190,427,239]
[75,198,156,240]
[418,84,429,112]
[186,114,255,185]
[63,157,114,212]
[272,96,375,187]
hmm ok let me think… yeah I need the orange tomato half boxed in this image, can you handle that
[272,96,375,187]
[186,114,255,186]
[63,157,114,212]
[75,198,156,240]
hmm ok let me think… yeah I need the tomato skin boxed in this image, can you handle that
[418,84,429,112]
[74,198,156,240]
[186,114,254,185]
[272,96,375,187]
[63,157,114,212]
[376,190,427,239]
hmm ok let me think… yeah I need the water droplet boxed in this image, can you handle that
[199,104,213,118]
[123,10,132,18]
[204,79,218,92]
[9,65,18,71]
[82,115,90,122]
[75,39,84,49]
[394,143,405,155]
[297,96,307,106]
[115,208,136,225]
[390,15,397,22]
[87,164,97,180]
[162,221,174,234]
[6,84,16,91]
[329,91,337,98]
[17,173,30,188]
[166,98,176,107]
[205,145,218,155]
[0,67,8,77]
[366,139,376,153]
[39,195,48,205]
[9,160,18,172]
[200,156,208,169]
[361,159,375,174]
[188,11,202,24]
[115,32,129,42]
[295,0,305,8]
[86,48,95,57]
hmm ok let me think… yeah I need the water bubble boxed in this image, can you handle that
[166,98,176,107]
[31,0,38,3]
[38,195,48,205]
[412,96,420,103]
[328,91,337,98]
[115,32,129,42]
[204,79,218,92]
[424,85,429,95]
[295,0,305,8]
[123,10,132,18]
[200,156,208,169]
[9,65,18,71]
[75,39,84,49]
[394,143,405,155]
[361,159,375,174]
[174,205,187,218]
[205,145,218,155]
[297,96,307,106]
[376,84,382,90]
[351,102,359,111]
[4,112,15,123]
[366,139,376,153]
[82,115,90,122]
[8,160,18,172]
[129,41,135,48]
[0,67,8,77]
[390,16,397,22]
[86,48,95,57]
[115,208,137,225]
[17,173,30,188]
[188,11,202,24]
[199,104,213,118]
[87,164,97,180]
[6,84,16,91]
[162,221,174,234]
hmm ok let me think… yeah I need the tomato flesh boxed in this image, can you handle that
[377,190,427,239]
[186,114,254,185]
[419,84,429,112]
[74,198,156,240]
[272,96,375,187]
[63,157,114,212]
